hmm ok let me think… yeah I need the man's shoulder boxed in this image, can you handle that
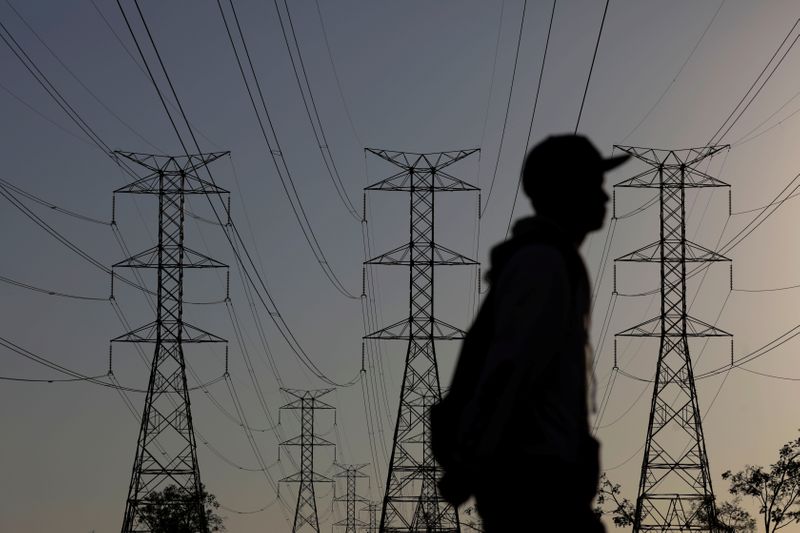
[492,243,570,296]
[503,243,568,273]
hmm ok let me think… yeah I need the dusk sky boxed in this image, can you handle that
[4,1,800,531]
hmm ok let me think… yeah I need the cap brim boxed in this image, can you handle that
[601,154,630,171]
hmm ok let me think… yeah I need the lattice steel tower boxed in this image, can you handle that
[280,388,335,533]
[112,151,229,533]
[362,502,380,533]
[364,149,479,532]
[614,146,731,531]
[333,464,369,532]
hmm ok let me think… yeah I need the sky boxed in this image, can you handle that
[3,0,800,531]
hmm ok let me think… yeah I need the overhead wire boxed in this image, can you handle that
[312,0,362,148]
[480,0,527,218]
[504,0,557,238]
[470,0,505,308]
[707,17,800,145]
[0,333,224,393]
[87,0,221,150]
[0,274,108,302]
[0,178,226,305]
[0,80,95,148]
[4,0,161,152]
[275,0,360,220]
[620,0,725,143]
[308,0,397,460]
[215,0,358,300]
[573,0,610,133]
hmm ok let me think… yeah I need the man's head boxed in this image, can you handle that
[522,134,629,239]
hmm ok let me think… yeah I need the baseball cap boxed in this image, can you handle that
[525,134,628,175]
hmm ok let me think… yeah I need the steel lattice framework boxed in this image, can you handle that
[333,464,369,532]
[112,151,229,533]
[614,145,731,532]
[280,388,335,533]
[364,148,479,532]
[363,502,380,533]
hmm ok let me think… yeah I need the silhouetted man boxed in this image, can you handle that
[436,134,628,532]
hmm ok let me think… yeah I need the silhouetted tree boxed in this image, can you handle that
[594,473,635,527]
[692,496,756,533]
[723,434,800,533]
[137,483,225,532]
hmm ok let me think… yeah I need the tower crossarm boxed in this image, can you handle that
[616,241,729,263]
[613,145,728,168]
[113,246,228,269]
[114,150,229,177]
[366,242,478,266]
[617,315,731,338]
[365,147,479,172]
[364,317,467,341]
[111,321,227,344]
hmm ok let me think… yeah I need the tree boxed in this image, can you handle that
[693,496,756,533]
[594,473,635,527]
[137,483,225,532]
[723,434,800,533]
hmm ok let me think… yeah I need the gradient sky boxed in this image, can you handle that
[3,1,800,531]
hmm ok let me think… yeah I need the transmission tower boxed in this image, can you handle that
[614,145,731,531]
[280,388,336,533]
[111,151,230,533]
[362,502,380,533]
[364,148,479,532]
[333,464,369,533]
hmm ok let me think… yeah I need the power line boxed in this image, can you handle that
[707,17,800,145]
[312,0,362,148]
[504,0,557,237]
[574,0,610,133]
[0,274,108,301]
[0,80,95,148]
[214,0,358,300]
[275,0,360,220]
[4,0,161,152]
[0,333,225,393]
[620,0,725,143]
[480,0,527,217]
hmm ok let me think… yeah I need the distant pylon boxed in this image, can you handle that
[364,148,479,532]
[362,502,380,533]
[280,388,336,533]
[112,151,230,533]
[333,464,369,532]
[614,145,731,531]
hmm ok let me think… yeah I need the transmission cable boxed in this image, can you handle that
[620,0,725,143]
[707,17,800,145]
[275,0,360,220]
[574,0,610,133]
[216,0,358,299]
[480,0,527,217]
[504,0,557,237]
